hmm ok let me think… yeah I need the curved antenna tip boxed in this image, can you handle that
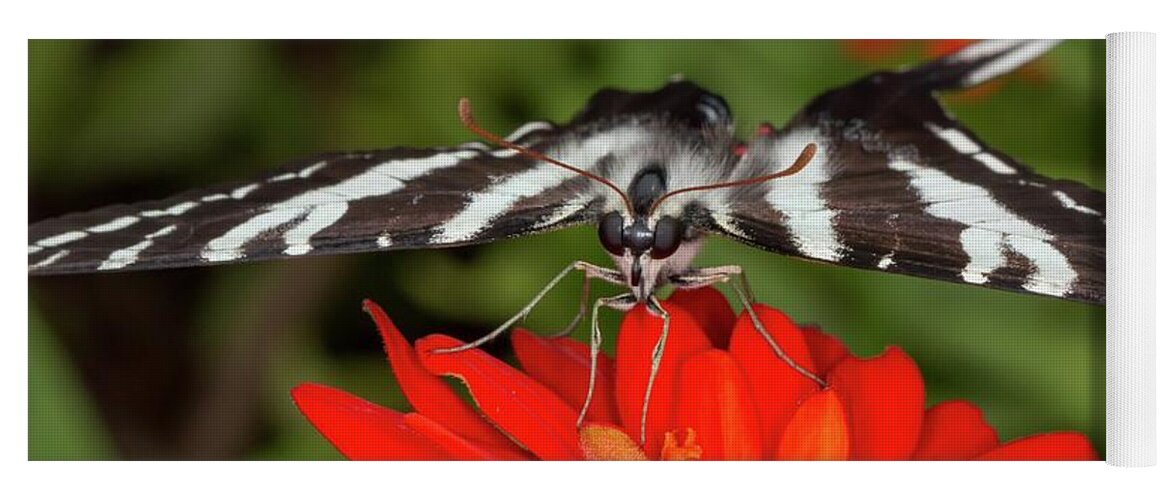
[797,142,817,167]
[457,97,474,125]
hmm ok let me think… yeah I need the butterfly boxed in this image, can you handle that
[28,39,1104,443]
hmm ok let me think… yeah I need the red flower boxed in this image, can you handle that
[292,290,1097,460]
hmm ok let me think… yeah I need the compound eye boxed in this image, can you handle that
[598,212,625,255]
[650,216,684,259]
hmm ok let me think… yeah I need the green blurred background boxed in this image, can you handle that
[28,40,1105,460]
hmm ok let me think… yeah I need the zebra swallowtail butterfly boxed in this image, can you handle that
[27,39,1105,307]
[28,39,1105,442]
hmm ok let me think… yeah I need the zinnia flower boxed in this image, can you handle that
[292,288,1097,460]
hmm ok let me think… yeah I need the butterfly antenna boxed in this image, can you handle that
[648,142,817,214]
[458,98,634,215]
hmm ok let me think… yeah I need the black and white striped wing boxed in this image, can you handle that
[703,40,1105,304]
[28,144,606,275]
[29,80,729,276]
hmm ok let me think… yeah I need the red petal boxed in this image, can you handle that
[511,328,620,425]
[416,334,584,460]
[775,388,850,460]
[666,287,736,349]
[674,349,763,460]
[291,383,451,460]
[800,325,849,375]
[579,424,648,461]
[913,401,999,460]
[829,347,925,460]
[727,304,819,452]
[363,300,519,453]
[977,432,1099,461]
[615,301,711,459]
[402,412,528,460]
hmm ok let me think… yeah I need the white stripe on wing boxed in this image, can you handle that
[889,158,1076,296]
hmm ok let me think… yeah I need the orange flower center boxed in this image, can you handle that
[578,425,707,461]
[578,424,647,460]
[661,428,703,461]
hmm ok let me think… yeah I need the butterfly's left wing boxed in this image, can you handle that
[30,81,730,275]
[28,145,610,275]
[698,40,1105,304]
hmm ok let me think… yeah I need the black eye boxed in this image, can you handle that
[598,212,625,255]
[650,216,684,259]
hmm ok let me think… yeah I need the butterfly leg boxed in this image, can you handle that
[636,295,671,446]
[578,292,637,427]
[672,266,826,388]
[544,262,625,339]
[431,261,623,354]
[578,293,669,447]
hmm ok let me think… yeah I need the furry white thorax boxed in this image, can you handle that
[581,121,737,222]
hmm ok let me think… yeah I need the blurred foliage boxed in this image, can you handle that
[28,40,1105,459]
[28,306,116,459]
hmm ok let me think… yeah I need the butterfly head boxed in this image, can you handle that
[594,139,817,299]
[598,210,691,295]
